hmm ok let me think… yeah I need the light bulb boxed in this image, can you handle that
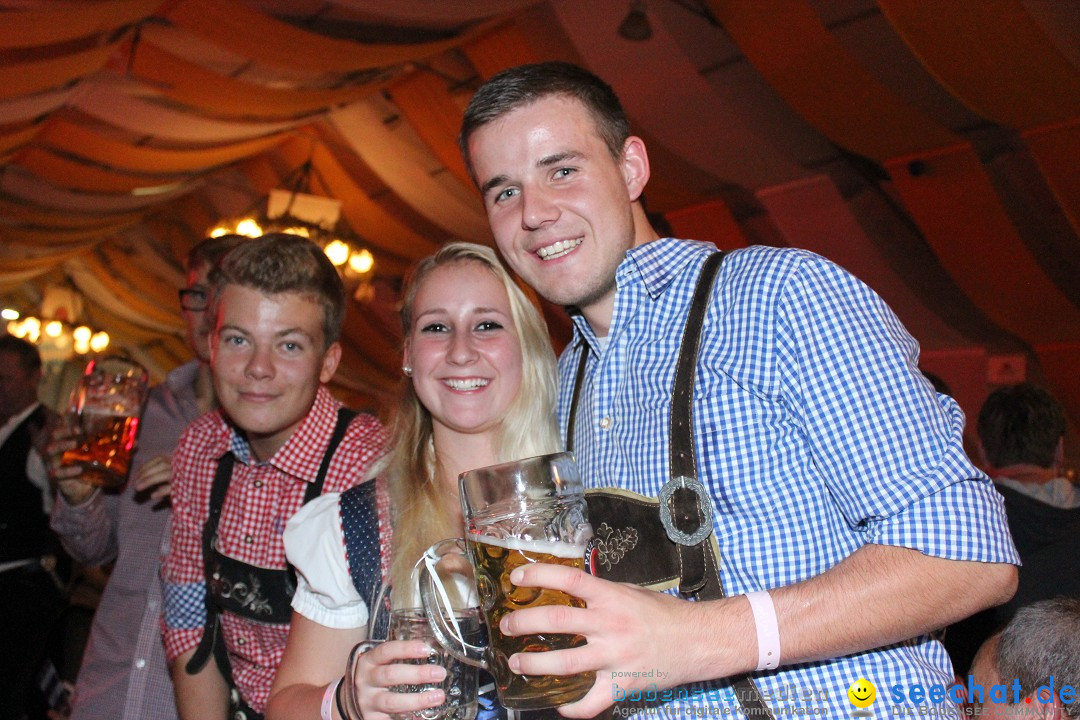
[45,320,64,337]
[235,218,263,237]
[281,226,311,238]
[348,249,374,275]
[324,240,350,266]
[90,331,110,352]
[23,317,40,342]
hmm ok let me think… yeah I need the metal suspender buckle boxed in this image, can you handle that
[657,475,714,546]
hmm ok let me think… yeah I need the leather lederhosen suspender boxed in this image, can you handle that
[186,407,359,687]
[568,251,775,720]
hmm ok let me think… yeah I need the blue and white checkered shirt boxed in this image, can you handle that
[558,238,1018,719]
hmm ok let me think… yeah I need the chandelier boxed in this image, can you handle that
[4,286,109,363]
[208,160,376,302]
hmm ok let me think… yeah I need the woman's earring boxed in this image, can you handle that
[402,365,412,377]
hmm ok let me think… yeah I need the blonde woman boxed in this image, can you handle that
[266,243,559,720]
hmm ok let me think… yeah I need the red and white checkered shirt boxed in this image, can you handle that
[161,386,385,713]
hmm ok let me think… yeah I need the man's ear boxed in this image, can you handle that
[1031,687,1064,720]
[621,135,650,203]
[319,341,342,384]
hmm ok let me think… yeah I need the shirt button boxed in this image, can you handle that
[135,658,146,669]
[253,480,263,489]
[237,637,246,645]
[244,534,253,544]
[599,417,612,429]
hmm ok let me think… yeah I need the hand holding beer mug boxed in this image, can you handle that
[339,601,481,720]
[60,357,148,488]
[420,452,595,710]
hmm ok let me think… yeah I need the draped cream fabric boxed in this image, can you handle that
[0,0,1076,427]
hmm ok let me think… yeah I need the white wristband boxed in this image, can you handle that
[322,677,343,720]
[745,590,780,671]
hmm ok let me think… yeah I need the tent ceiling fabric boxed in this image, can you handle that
[1,0,1078,449]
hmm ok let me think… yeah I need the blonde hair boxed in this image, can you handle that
[386,242,560,606]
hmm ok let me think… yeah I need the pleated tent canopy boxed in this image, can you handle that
[1,0,1078,457]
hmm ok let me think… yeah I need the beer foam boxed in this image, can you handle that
[81,406,136,417]
[468,533,585,559]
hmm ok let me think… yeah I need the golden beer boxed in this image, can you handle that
[61,411,140,488]
[465,533,594,709]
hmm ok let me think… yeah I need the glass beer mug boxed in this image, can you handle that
[420,452,595,710]
[60,356,149,488]
[390,608,480,720]
[340,576,482,720]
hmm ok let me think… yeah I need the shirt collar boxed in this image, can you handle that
[624,237,716,300]
[0,401,42,446]
[213,386,343,483]
[996,475,1080,510]
[569,238,716,348]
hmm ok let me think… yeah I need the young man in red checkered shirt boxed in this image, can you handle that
[161,233,386,720]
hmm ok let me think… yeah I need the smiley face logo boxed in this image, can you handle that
[848,678,877,709]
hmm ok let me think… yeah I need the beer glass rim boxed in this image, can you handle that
[83,354,149,378]
[457,452,583,515]
[457,451,575,481]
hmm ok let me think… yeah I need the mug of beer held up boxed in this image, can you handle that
[420,452,595,710]
[60,356,149,488]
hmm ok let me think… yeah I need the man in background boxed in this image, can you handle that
[49,235,244,720]
[0,334,63,719]
[967,597,1080,720]
[977,383,1080,615]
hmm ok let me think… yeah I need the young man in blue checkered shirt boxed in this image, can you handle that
[459,61,1019,719]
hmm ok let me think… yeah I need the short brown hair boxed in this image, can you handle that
[977,383,1067,468]
[209,232,346,347]
[459,61,630,183]
[187,233,247,273]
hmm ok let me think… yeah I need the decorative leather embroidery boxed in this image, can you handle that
[210,569,274,617]
[594,522,638,571]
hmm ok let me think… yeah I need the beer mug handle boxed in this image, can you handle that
[341,640,381,720]
[418,539,488,670]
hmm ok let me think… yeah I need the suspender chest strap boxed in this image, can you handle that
[568,251,775,720]
[185,407,359,678]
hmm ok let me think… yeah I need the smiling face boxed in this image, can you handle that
[404,261,523,447]
[210,285,341,461]
[848,679,876,708]
[468,94,652,334]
